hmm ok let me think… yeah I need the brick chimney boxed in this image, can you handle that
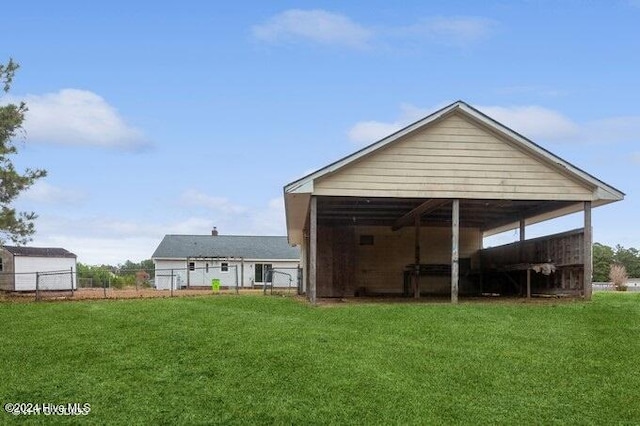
[211,227,219,236]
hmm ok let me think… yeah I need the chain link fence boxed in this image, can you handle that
[1,266,303,301]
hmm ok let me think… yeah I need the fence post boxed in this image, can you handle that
[103,275,107,299]
[35,272,40,301]
[235,265,239,294]
[70,267,75,298]
[170,269,174,297]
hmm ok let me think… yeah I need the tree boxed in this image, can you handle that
[0,59,46,245]
[593,243,615,282]
[613,245,640,278]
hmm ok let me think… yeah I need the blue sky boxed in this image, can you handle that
[2,0,639,265]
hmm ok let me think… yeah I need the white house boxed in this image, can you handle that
[151,231,300,290]
[0,246,77,291]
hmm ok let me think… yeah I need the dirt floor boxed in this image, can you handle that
[0,287,289,302]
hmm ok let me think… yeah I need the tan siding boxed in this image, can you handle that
[315,112,594,200]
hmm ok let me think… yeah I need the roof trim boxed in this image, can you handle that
[284,100,624,200]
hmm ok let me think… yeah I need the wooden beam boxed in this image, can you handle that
[519,218,526,264]
[526,268,531,299]
[584,201,592,300]
[414,215,420,299]
[392,199,449,231]
[451,199,459,304]
[309,196,318,304]
[481,201,581,234]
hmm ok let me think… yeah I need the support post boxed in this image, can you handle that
[186,257,190,289]
[70,267,75,297]
[584,201,593,300]
[526,268,531,299]
[414,215,421,299]
[36,272,40,301]
[519,218,526,259]
[451,199,459,303]
[309,196,317,304]
[235,264,239,294]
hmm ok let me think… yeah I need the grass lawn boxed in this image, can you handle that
[1,293,639,424]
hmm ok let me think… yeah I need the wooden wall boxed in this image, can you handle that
[315,225,481,297]
[314,112,593,201]
[480,228,586,294]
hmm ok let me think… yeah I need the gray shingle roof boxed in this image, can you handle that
[3,246,77,258]
[152,235,300,260]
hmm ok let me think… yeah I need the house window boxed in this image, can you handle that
[206,263,209,273]
[254,263,272,282]
[188,262,195,271]
[221,262,229,273]
[359,235,374,246]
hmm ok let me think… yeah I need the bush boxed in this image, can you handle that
[609,264,628,291]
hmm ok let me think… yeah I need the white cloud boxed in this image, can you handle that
[10,89,150,151]
[252,10,496,50]
[348,121,402,145]
[476,105,581,142]
[347,104,433,145]
[348,102,640,147]
[179,189,247,215]
[399,16,497,46]
[28,194,288,265]
[20,181,87,205]
[247,197,287,236]
[252,9,372,49]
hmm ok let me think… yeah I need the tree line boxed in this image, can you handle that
[593,243,640,281]
[77,259,154,289]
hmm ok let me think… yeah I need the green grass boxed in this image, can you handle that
[1,293,639,424]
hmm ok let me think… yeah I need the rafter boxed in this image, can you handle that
[392,199,450,231]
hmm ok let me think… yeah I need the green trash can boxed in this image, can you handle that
[212,279,221,292]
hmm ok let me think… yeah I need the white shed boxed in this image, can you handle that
[0,246,77,291]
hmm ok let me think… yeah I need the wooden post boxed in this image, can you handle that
[451,199,459,304]
[519,218,526,262]
[526,268,531,299]
[186,257,190,289]
[309,196,318,304]
[584,201,593,300]
[414,215,420,299]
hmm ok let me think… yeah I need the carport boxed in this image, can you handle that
[284,101,624,303]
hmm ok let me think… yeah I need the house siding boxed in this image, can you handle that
[314,113,594,201]
[153,258,299,290]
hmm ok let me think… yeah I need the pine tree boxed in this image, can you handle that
[0,59,46,245]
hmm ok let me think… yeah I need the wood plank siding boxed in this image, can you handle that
[315,224,481,297]
[314,113,594,200]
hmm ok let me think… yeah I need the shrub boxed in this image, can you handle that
[609,264,628,291]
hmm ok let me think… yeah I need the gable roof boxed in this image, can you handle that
[152,235,300,260]
[283,100,625,244]
[285,100,624,199]
[2,246,77,258]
